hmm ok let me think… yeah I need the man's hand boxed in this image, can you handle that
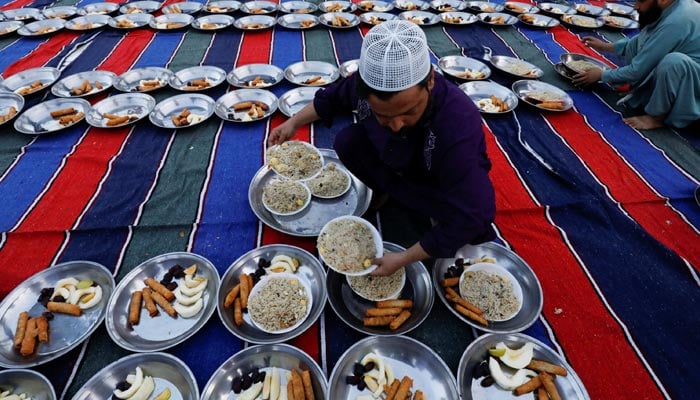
[370,251,407,276]
[268,119,297,146]
[572,67,603,86]
[581,36,614,52]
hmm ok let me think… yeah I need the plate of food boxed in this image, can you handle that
[574,3,610,17]
[203,0,242,13]
[430,0,465,12]
[439,55,491,80]
[0,369,55,400]
[215,88,278,122]
[319,12,360,28]
[439,11,477,24]
[109,13,154,29]
[0,92,24,127]
[518,13,559,28]
[233,15,276,29]
[357,0,394,12]
[512,79,573,111]
[278,86,321,117]
[488,55,543,79]
[149,13,194,30]
[599,15,639,29]
[279,1,319,13]
[326,241,434,335]
[217,244,327,343]
[192,14,235,30]
[265,140,324,180]
[477,12,518,26]
[42,6,78,19]
[14,98,90,134]
[4,8,43,21]
[161,1,203,14]
[359,11,397,25]
[460,80,518,114]
[560,14,603,28]
[114,67,173,92]
[399,10,440,25]
[317,215,383,276]
[604,1,635,16]
[464,1,503,13]
[432,242,543,333]
[65,14,110,30]
[169,65,227,91]
[339,59,359,77]
[200,343,327,399]
[51,70,116,98]
[0,21,24,36]
[240,0,279,14]
[227,63,284,89]
[393,0,430,11]
[319,0,357,12]
[537,2,575,16]
[86,92,156,128]
[0,261,114,368]
[119,0,162,14]
[457,333,589,399]
[78,2,119,15]
[71,352,199,400]
[503,1,538,14]
[284,60,339,87]
[277,13,320,29]
[150,94,216,129]
[17,19,64,36]
[249,148,371,236]
[105,252,220,352]
[560,52,608,75]
[553,62,576,81]
[328,335,459,399]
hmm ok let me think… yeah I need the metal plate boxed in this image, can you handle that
[3,8,42,21]
[200,343,327,399]
[149,13,194,30]
[17,19,64,36]
[439,11,477,24]
[489,55,543,79]
[537,2,576,15]
[328,335,459,399]
[227,63,284,88]
[86,92,156,128]
[119,1,162,14]
[240,0,279,14]
[432,242,543,333]
[503,1,538,14]
[553,62,576,81]
[339,59,359,77]
[279,1,318,13]
[560,14,604,28]
[399,10,440,25]
[598,15,639,29]
[249,148,372,237]
[216,244,327,344]
[71,352,199,400]
[169,65,226,91]
[430,0,465,12]
[0,21,23,36]
[560,52,608,75]
[512,79,573,112]
[114,67,172,92]
[65,14,110,30]
[192,14,234,30]
[518,13,559,28]
[319,12,360,28]
[233,14,276,29]
[162,1,203,14]
[109,13,154,29]
[457,333,590,400]
[359,11,396,25]
[278,86,321,117]
[0,92,24,127]
[574,3,610,17]
[356,1,394,12]
[42,6,77,19]
[604,1,635,16]
[78,2,119,15]
[460,80,518,114]
[149,93,216,129]
[105,252,220,352]
[477,12,518,26]
[0,67,60,96]
[277,13,319,29]
[14,98,90,134]
[214,88,278,122]
[284,61,339,86]
[203,0,242,13]
[393,0,430,11]
[51,70,116,98]
[319,1,357,12]
[464,1,503,13]
[0,369,56,400]
[326,241,434,335]
[0,261,115,368]
[439,55,491,80]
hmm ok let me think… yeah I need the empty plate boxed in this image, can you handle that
[279,0,318,13]
[278,86,321,117]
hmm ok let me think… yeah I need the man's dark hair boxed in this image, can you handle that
[355,66,433,101]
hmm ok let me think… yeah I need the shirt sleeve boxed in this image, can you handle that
[312,75,358,122]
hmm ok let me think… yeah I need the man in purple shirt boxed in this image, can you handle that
[269,20,495,275]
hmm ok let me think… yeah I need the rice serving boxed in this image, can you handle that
[459,270,520,320]
[266,141,323,180]
[306,162,350,197]
[566,59,600,73]
[317,219,376,273]
[248,277,309,331]
[348,268,404,300]
[262,179,309,214]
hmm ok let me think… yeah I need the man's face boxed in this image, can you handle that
[636,0,663,28]
[366,73,434,134]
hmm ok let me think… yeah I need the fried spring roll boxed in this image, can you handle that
[445,289,484,315]
[539,373,561,400]
[301,370,314,400]
[287,380,295,400]
[394,376,413,400]
[144,278,175,302]
[291,369,305,400]
[233,297,243,326]
[142,287,159,317]
[240,273,250,309]
[13,311,29,349]
[538,101,566,110]
[128,291,143,325]
[19,318,37,356]
[224,284,240,308]
[47,301,82,316]
[513,376,542,396]
[385,379,400,400]
[454,303,488,326]
[389,310,411,330]
[441,277,460,287]
[151,291,177,318]
[365,307,403,317]
[537,387,548,400]
[50,108,77,118]
[95,81,103,90]
[376,299,413,309]
[233,102,253,111]
[190,79,209,87]
[36,316,49,343]
[363,316,395,326]
[106,115,130,126]
[414,390,425,400]
[303,76,322,84]
[527,359,568,377]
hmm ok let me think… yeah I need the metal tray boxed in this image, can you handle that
[560,52,608,75]
[200,343,327,399]
[78,2,119,15]
[233,14,276,29]
[328,335,458,399]
[277,13,319,29]
[214,88,278,122]
[326,241,434,335]
[477,12,518,26]
[537,2,575,16]
[71,352,199,400]
[65,14,109,30]
[248,148,371,237]
[399,10,440,25]
[339,59,359,77]
[0,261,115,368]
[17,19,64,36]
[439,11,477,24]
[192,14,234,30]
[114,67,172,92]
[432,242,543,333]
[464,1,503,13]
[604,1,635,16]
[150,93,216,129]
[574,3,610,17]
[439,55,491,80]
[318,12,360,28]
[553,62,576,81]
[162,1,203,14]
[319,0,357,12]
[279,1,318,13]
[518,13,559,28]
[359,11,397,25]
[105,252,220,352]
[284,60,339,86]
[430,0,465,12]
[227,63,284,88]
[149,13,194,30]
[503,1,538,14]
[3,8,42,21]
[460,80,518,114]
[0,369,56,400]
[0,92,24,127]
[560,14,604,29]
[169,65,227,91]
[119,1,162,14]
[599,15,638,29]
[393,0,430,11]
[278,86,321,117]
[240,0,279,14]
[357,0,394,12]
[14,97,90,134]
[458,333,590,400]
[42,6,78,19]
[51,70,116,98]
[203,0,242,13]
[109,13,154,29]
[512,79,573,112]
[489,55,543,79]
[216,244,327,344]
[0,21,23,36]
[86,92,156,128]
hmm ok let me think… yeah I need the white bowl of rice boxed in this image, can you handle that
[317,216,383,276]
[265,140,324,180]
[262,178,312,216]
[306,162,352,199]
[346,267,405,301]
[247,272,313,334]
[458,262,523,321]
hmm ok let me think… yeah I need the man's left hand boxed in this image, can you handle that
[572,68,603,86]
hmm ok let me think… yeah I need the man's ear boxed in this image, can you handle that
[427,69,435,91]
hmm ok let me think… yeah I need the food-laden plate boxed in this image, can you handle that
[233,14,276,29]
[512,79,573,111]
[439,11,477,24]
[0,261,114,367]
[477,12,518,26]
[119,0,162,14]
[249,148,371,236]
[71,352,199,400]
[109,13,154,29]
[604,1,635,16]
[149,94,216,129]
[430,0,465,12]
[161,1,204,14]
[560,14,604,28]
[0,369,56,400]
[200,343,327,399]
[278,86,320,117]
[319,11,360,28]
[192,14,235,30]
[17,19,65,36]
[458,333,589,400]
[284,60,339,86]
[598,14,639,29]
[328,335,459,399]
[460,80,518,114]
[216,244,327,343]
[169,65,227,91]
[279,1,319,13]
[78,2,119,15]
[359,11,397,25]
[277,13,320,29]
[432,242,543,333]
[3,8,43,21]
[439,55,491,80]
[489,55,543,79]
[574,3,610,17]
[518,13,559,28]
[399,10,440,25]
[319,0,357,12]
[149,13,194,30]
[215,88,278,122]
[105,252,220,352]
[537,2,575,16]
[464,1,504,13]
[327,241,434,335]
[503,1,538,14]
[114,67,173,93]
[0,67,60,96]
[51,70,116,98]
[0,21,24,36]
[553,62,576,81]
[0,92,24,127]
[14,98,90,134]
[86,93,156,128]
[393,0,430,11]
[203,0,242,13]
[356,0,394,12]
[227,63,284,88]
[240,0,279,14]
[560,52,608,75]
[339,59,359,77]
[317,215,383,276]
[42,6,78,19]
[65,14,110,30]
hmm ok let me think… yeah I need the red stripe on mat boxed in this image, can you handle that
[0,0,35,11]
[485,125,664,399]
[549,26,618,68]
[2,32,79,76]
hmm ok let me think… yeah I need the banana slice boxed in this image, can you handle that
[270,367,280,400]
[128,376,155,400]
[271,255,295,267]
[266,261,293,274]
[113,367,143,399]
[55,277,79,289]
[51,287,71,301]
[237,382,263,400]
[360,353,385,385]
[384,362,394,386]
[153,388,171,400]
[179,279,207,296]
[173,298,203,318]
[79,286,102,309]
[173,287,204,305]
[184,273,206,288]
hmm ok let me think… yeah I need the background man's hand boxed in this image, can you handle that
[268,119,297,146]
[581,36,615,52]
[572,67,603,86]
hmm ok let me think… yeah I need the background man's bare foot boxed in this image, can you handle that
[623,115,665,129]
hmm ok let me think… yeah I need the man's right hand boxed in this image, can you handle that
[581,37,614,53]
[268,119,297,146]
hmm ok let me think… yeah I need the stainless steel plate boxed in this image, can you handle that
[460,80,518,114]
[227,63,284,88]
[328,335,459,399]
[477,12,518,26]
[65,14,109,30]
[249,148,372,237]
[71,352,199,400]
[393,0,430,11]
[278,86,321,117]
[604,1,635,16]
[162,1,204,14]
[78,2,119,15]
[14,97,90,134]
[518,13,559,28]
[119,1,162,14]
[430,0,465,12]
[279,1,318,13]
[598,15,638,29]
[339,59,359,77]
[560,14,604,28]
[574,3,610,17]
[432,242,543,333]
[326,241,434,335]
[284,60,339,86]
[399,10,440,25]
[233,14,276,29]
[512,79,573,112]
[503,1,538,14]
[109,13,154,29]
[216,244,327,344]
[439,55,491,80]
[439,11,477,24]
[560,52,608,75]
[42,6,78,19]
[149,93,216,129]
[86,92,156,128]
[0,92,24,127]
[51,70,116,98]
[277,13,319,29]
[319,0,357,12]
[240,0,279,14]
[3,8,42,21]
[359,11,396,25]
[537,2,576,15]
[0,261,115,368]
[0,67,60,96]
[200,343,327,399]
[457,333,590,400]
[215,88,278,122]
[465,1,503,13]
[169,65,227,91]
[357,0,393,11]
[114,67,173,92]
[553,62,576,80]
[0,21,23,36]
[319,11,360,28]
[0,369,56,400]
[17,19,64,36]
[489,55,543,79]
[203,0,242,13]
[105,252,220,352]
[149,13,194,30]
[192,14,235,30]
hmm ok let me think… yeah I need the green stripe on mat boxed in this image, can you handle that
[424,26,461,58]
[304,29,336,64]
[0,134,36,176]
[0,37,19,52]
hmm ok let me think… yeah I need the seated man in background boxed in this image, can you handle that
[269,20,496,275]
[573,0,700,129]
